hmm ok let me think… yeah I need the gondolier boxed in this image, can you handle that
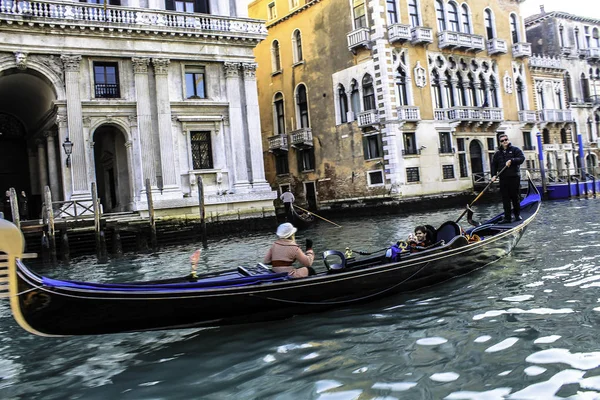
[491,133,525,223]
[280,188,295,215]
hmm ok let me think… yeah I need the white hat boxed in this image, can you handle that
[276,222,297,239]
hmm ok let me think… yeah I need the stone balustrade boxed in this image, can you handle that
[529,54,563,69]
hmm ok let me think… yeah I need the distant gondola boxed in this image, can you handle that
[286,204,315,229]
[0,175,540,337]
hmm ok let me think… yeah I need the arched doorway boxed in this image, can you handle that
[469,140,484,175]
[93,125,131,213]
[0,114,29,197]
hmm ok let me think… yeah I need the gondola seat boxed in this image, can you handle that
[435,221,462,244]
[322,250,347,273]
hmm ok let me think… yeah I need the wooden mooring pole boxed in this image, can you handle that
[44,186,57,264]
[9,188,20,230]
[92,182,105,261]
[197,176,208,249]
[146,178,158,250]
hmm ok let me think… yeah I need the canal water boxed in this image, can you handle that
[2,198,600,399]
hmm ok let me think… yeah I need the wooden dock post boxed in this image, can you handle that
[145,178,158,250]
[9,188,20,230]
[44,186,57,264]
[197,176,208,249]
[61,229,70,265]
[112,226,123,258]
[92,182,102,260]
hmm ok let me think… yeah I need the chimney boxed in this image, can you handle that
[540,5,545,14]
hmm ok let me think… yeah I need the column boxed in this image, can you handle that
[56,113,72,200]
[132,57,157,189]
[128,115,143,203]
[45,131,60,199]
[36,139,48,194]
[224,62,250,192]
[124,140,137,209]
[152,58,179,193]
[61,55,89,198]
[242,62,270,191]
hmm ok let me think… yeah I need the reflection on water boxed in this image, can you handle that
[2,199,600,398]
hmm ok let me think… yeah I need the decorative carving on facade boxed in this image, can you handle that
[132,57,150,74]
[152,58,170,75]
[125,140,133,148]
[503,71,513,94]
[222,114,230,126]
[60,55,82,72]
[29,55,64,78]
[223,62,241,78]
[14,52,28,70]
[43,130,56,138]
[414,61,426,88]
[128,115,137,126]
[82,116,91,127]
[242,62,257,78]
[56,114,67,127]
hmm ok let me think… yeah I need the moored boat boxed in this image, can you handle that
[286,203,315,229]
[0,176,541,337]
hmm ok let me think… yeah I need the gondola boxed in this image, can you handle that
[286,203,315,229]
[0,175,541,337]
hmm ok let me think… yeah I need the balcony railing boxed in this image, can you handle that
[357,109,379,128]
[523,145,536,151]
[538,109,573,123]
[518,110,538,123]
[267,134,288,152]
[388,23,411,43]
[289,128,313,148]
[0,0,267,37]
[487,38,507,55]
[347,27,370,52]
[579,47,600,61]
[438,31,484,52]
[435,106,503,122]
[402,148,420,156]
[411,26,433,45]
[94,83,120,98]
[529,54,563,69]
[512,42,532,58]
[439,146,455,154]
[561,46,575,56]
[397,106,420,121]
[480,108,504,121]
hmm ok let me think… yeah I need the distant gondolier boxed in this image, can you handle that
[280,188,295,214]
[491,133,525,223]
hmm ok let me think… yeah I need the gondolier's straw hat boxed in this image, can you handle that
[276,223,297,239]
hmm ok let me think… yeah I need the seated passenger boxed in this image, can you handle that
[264,223,316,279]
[408,225,433,252]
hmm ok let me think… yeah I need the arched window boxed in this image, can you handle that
[565,72,573,102]
[582,72,591,101]
[350,79,361,116]
[396,67,409,106]
[435,0,446,32]
[444,70,455,107]
[448,2,459,32]
[432,70,443,108]
[408,0,420,27]
[510,14,520,44]
[478,74,488,107]
[467,73,477,106]
[461,4,471,34]
[271,40,281,72]
[296,84,310,128]
[273,92,285,134]
[489,76,499,107]
[560,128,568,144]
[484,9,494,39]
[338,84,349,123]
[292,30,303,63]
[543,128,550,144]
[386,0,398,25]
[516,78,525,111]
[362,74,376,111]
[593,28,600,48]
[457,74,467,106]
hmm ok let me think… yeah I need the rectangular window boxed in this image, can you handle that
[289,0,299,8]
[406,167,420,183]
[268,2,277,20]
[363,133,382,160]
[190,131,213,169]
[439,132,452,153]
[275,153,289,175]
[93,62,120,98]
[185,68,206,99]
[353,0,367,28]
[297,148,315,172]
[458,154,468,177]
[175,0,194,12]
[408,0,420,27]
[386,0,398,25]
[403,132,417,155]
[442,164,455,179]
[368,170,384,186]
[457,138,465,152]
[522,131,533,150]
[487,138,495,151]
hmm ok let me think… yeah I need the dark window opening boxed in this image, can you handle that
[442,164,455,179]
[363,133,383,160]
[190,131,213,169]
[406,167,420,183]
[275,153,289,175]
[94,62,120,98]
[297,148,315,172]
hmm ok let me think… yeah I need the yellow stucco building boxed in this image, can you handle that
[249,0,535,209]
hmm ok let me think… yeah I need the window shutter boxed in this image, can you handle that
[165,0,175,11]
[309,150,315,170]
[376,134,383,158]
[297,151,304,172]
[362,136,369,160]
[195,0,210,13]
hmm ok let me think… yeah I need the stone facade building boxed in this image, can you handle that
[0,0,275,219]
[525,9,600,177]
[249,0,534,209]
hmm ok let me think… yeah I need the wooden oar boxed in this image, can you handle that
[294,205,342,228]
[456,165,508,223]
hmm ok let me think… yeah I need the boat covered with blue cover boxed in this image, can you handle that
[0,177,541,336]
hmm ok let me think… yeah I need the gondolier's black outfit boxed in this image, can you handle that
[491,141,525,222]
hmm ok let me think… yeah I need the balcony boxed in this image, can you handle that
[267,134,288,152]
[347,27,371,53]
[529,54,563,70]
[438,31,484,52]
[537,109,573,123]
[487,38,508,55]
[561,46,575,56]
[402,148,421,156]
[512,42,532,58]
[438,146,455,154]
[480,108,504,122]
[94,83,120,98]
[0,0,267,39]
[411,26,433,45]
[289,128,313,148]
[518,110,538,124]
[357,110,379,128]
[579,47,600,61]
[388,23,411,43]
[397,106,420,122]
[435,107,503,124]
[523,145,536,151]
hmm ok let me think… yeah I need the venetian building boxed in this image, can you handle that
[249,0,533,209]
[0,0,275,219]
[525,7,600,176]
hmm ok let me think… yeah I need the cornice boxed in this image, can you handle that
[525,11,600,27]
[265,0,323,29]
